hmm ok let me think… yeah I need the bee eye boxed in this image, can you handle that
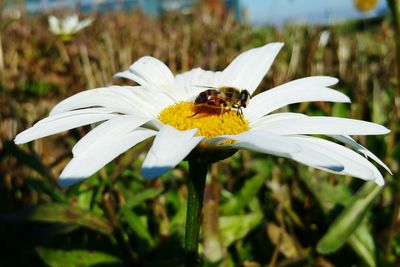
[239,90,250,108]
[240,92,247,102]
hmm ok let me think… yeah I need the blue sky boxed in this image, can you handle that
[242,0,388,26]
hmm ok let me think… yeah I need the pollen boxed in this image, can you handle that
[158,102,249,139]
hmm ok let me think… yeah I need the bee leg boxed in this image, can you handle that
[232,105,240,116]
[239,108,245,124]
[187,104,207,118]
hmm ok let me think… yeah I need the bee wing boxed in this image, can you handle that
[192,85,218,89]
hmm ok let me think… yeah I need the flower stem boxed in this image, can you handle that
[185,156,209,267]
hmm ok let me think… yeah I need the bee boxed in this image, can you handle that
[188,86,251,123]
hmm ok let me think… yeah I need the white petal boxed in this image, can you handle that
[225,131,384,185]
[290,136,384,186]
[175,68,222,99]
[50,86,137,115]
[253,116,390,135]
[113,70,136,81]
[37,107,114,125]
[208,130,343,171]
[332,135,392,174]
[141,125,204,179]
[128,56,176,86]
[218,43,284,95]
[48,16,60,34]
[59,128,157,187]
[63,15,79,33]
[74,17,93,32]
[245,76,349,122]
[72,115,149,157]
[14,109,118,144]
[250,112,307,128]
[50,86,171,118]
[114,56,180,100]
[207,130,301,156]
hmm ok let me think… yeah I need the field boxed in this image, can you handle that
[0,6,399,267]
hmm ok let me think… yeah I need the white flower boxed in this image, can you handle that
[48,14,93,36]
[14,43,391,187]
[318,30,330,47]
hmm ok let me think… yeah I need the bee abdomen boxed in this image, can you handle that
[194,89,218,104]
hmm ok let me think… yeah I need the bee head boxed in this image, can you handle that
[239,90,251,108]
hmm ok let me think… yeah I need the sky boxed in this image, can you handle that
[23,0,388,26]
[242,0,388,26]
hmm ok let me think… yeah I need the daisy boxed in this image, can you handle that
[14,42,391,187]
[48,14,93,38]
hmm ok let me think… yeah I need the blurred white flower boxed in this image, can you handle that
[15,43,391,187]
[318,30,331,47]
[48,14,93,38]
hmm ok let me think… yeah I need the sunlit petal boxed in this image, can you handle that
[289,136,384,186]
[50,86,172,118]
[209,130,344,173]
[141,125,204,179]
[219,43,284,95]
[207,130,301,156]
[250,112,307,128]
[245,76,349,122]
[253,116,390,135]
[59,128,156,187]
[175,67,222,99]
[332,135,392,175]
[72,115,150,157]
[14,108,118,144]
[114,56,181,100]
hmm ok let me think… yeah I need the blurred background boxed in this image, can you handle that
[0,0,399,266]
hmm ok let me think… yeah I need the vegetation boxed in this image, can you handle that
[0,7,398,267]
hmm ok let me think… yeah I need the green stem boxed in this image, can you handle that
[185,156,209,267]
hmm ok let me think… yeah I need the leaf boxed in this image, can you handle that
[2,140,54,179]
[119,206,154,247]
[301,173,352,214]
[220,212,263,247]
[36,247,123,267]
[0,203,112,235]
[170,203,187,234]
[221,175,265,215]
[302,174,378,266]
[267,180,303,227]
[266,223,299,258]
[26,177,67,203]
[348,224,376,267]
[317,182,382,254]
[122,188,162,210]
[75,187,95,210]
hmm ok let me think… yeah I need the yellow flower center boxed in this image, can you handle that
[158,102,249,139]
